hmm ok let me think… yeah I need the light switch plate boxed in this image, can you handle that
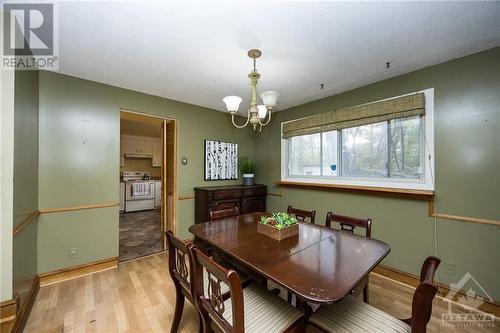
[444,261,455,275]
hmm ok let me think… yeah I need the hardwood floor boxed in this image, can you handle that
[25,252,499,333]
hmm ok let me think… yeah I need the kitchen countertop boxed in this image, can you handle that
[120,178,161,182]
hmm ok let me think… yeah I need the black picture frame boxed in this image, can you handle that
[204,140,239,181]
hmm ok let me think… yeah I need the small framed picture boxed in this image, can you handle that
[204,140,239,180]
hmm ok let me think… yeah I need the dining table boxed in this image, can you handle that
[188,212,391,305]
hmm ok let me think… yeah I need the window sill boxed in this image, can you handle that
[276,180,434,200]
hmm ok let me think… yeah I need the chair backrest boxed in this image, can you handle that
[192,246,244,333]
[287,205,316,224]
[410,256,441,333]
[325,211,372,238]
[210,206,239,221]
[419,256,441,283]
[166,231,194,299]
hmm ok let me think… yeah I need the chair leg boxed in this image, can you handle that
[363,284,369,304]
[198,313,203,333]
[287,291,293,304]
[170,289,185,333]
[200,311,214,333]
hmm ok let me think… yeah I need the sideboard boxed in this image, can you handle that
[194,184,267,223]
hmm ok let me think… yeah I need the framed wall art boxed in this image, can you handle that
[204,140,239,180]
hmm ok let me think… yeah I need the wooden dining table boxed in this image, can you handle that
[189,212,391,305]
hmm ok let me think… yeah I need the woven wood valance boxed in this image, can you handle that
[282,93,425,139]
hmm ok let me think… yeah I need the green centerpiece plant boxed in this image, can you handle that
[260,212,298,230]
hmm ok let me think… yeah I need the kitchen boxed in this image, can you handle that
[119,112,164,262]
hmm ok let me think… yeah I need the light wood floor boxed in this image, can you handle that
[25,252,499,333]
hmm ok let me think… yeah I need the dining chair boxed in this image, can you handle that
[191,246,305,333]
[210,206,240,221]
[325,211,372,303]
[325,211,372,237]
[167,231,232,333]
[307,256,441,333]
[287,206,316,224]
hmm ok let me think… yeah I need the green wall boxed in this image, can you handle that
[13,70,39,305]
[37,71,254,273]
[254,47,500,300]
[35,47,500,301]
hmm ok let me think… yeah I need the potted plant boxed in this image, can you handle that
[239,156,256,186]
[257,213,299,241]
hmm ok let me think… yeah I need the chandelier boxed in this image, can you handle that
[223,49,278,131]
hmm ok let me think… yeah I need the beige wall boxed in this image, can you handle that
[254,47,500,300]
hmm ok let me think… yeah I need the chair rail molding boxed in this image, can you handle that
[39,202,119,214]
[13,210,40,237]
[428,201,500,227]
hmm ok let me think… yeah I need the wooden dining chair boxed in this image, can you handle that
[325,211,372,303]
[325,211,372,237]
[287,206,316,224]
[167,231,199,333]
[167,231,232,333]
[210,206,240,221]
[307,256,441,333]
[191,246,305,333]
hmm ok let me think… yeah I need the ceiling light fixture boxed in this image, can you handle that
[223,49,278,132]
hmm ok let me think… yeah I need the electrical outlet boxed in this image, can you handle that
[68,248,78,259]
[444,261,455,275]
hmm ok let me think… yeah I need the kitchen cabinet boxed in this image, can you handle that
[194,184,267,223]
[152,139,162,167]
[155,181,162,207]
[119,182,125,212]
[122,135,153,156]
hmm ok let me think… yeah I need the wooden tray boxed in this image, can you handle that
[257,223,299,241]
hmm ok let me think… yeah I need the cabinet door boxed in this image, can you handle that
[241,196,265,214]
[122,136,153,155]
[152,139,162,167]
[212,199,240,212]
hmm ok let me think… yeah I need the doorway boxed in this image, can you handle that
[119,110,177,262]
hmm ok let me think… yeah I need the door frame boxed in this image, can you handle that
[120,109,178,249]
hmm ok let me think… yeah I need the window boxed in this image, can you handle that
[289,133,321,176]
[282,89,434,191]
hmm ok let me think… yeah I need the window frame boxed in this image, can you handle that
[281,88,435,191]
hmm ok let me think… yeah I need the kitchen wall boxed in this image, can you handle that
[254,47,500,300]
[120,157,161,178]
[12,70,39,307]
[37,71,254,273]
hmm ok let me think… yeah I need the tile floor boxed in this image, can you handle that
[119,209,163,261]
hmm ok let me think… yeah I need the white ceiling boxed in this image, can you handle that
[54,1,500,113]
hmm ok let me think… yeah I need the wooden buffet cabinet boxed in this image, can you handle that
[194,184,267,223]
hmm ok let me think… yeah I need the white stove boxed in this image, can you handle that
[123,171,155,212]
[122,171,151,182]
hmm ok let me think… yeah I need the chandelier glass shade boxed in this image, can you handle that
[223,49,278,131]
